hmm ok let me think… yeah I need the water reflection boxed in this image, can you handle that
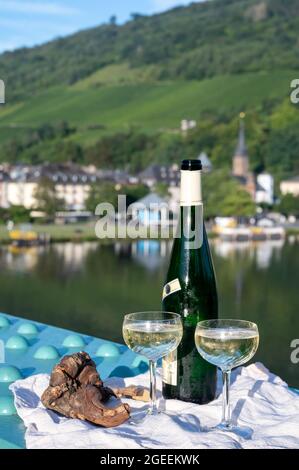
[211,239,284,270]
[0,246,44,272]
[0,238,289,275]
[0,238,297,388]
[0,242,100,275]
[53,242,98,273]
[131,240,170,271]
[114,240,171,270]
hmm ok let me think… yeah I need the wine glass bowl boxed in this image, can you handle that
[195,319,259,371]
[123,311,183,362]
[123,311,183,421]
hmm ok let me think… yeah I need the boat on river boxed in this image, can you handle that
[9,227,51,247]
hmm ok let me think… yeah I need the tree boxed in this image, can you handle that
[86,182,150,213]
[124,184,149,205]
[0,206,31,224]
[203,170,256,218]
[34,177,64,217]
[279,193,299,217]
[60,141,83,163]
[130,13,144,21]
[221,189,256,217]
[154,182,169,198]
[109,15,117,25]
[86,182,119,213]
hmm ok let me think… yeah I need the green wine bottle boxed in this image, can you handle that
[162,159,218,404]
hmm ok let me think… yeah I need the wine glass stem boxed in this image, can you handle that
[149,360,158,414]
[221,370,231,428]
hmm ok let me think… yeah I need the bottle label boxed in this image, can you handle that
[162,278,181,300]
[162,350,177,386]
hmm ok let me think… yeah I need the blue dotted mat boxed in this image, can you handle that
[1,312,298,449]
[0,313,148,449]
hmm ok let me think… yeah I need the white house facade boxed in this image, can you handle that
[255,173,274,205]
[0,164,99,210]
[280,176,299,197]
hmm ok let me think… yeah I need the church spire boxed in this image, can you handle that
[232,113,249,179]
[234,112,247,158]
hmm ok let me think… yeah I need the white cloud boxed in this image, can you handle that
[0,1,79,16]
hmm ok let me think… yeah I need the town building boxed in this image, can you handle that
[181,119,196,132]
[138,164,180,188]
[0,163,99,210]
[280,176,299,197]
[255,173,274,205]
[96,169,138,186]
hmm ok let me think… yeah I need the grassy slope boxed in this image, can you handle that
[71,63,160,89]
[0,69,295,145]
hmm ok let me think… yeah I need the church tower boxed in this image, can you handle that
[232,113,256,200]
[232,113,249,179]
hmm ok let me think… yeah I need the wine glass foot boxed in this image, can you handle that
[129,408,161,425]
[201,423,253,439]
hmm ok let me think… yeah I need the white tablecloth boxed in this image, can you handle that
[10,363,299,449]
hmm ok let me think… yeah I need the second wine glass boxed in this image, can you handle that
[123,311,183,422]
[195,319,259,432]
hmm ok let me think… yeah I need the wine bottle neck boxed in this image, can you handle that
[180,169,202,206]
[177,205,204,250]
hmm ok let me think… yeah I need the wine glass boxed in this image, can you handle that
[123,311,183,422]
[195,319,259,432]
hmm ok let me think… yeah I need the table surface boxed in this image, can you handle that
[1,312,298,449]
[0,313,149,449]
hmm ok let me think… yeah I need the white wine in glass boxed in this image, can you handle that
[195,319,259,431]
[123,322,183,362]
[123,311,183,422]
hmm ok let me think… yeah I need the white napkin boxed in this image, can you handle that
[9,363,299,449]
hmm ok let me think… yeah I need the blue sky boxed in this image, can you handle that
[0,0,203,53]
